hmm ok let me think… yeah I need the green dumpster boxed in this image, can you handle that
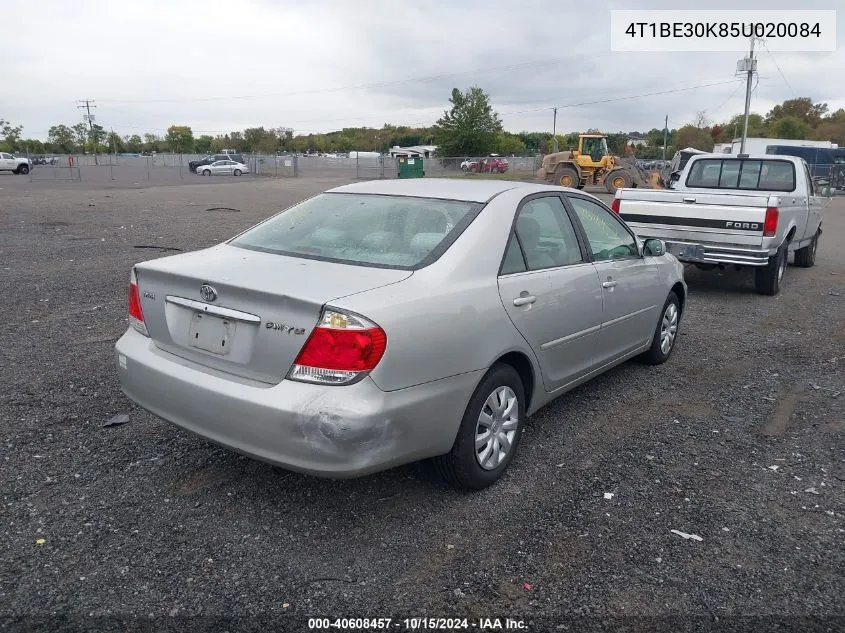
[396,155,424,178]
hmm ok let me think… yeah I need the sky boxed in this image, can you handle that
[1,0,843,141]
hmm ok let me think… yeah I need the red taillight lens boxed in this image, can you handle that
[763,207,779,237]
[289,310,386,385]
[610,198,621,214]
[128,268,148,336]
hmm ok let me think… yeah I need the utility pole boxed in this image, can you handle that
[737,38,757,154]
[551,107,559,153]
[662,115,668,162]
[77,99,98,165]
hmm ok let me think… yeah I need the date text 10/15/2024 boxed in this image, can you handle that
[308,617,528,630]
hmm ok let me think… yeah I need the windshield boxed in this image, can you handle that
[230,193,483,269]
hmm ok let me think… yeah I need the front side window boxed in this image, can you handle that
[568,196,638,262]
[513,196,583,271]
[230,193,481,269]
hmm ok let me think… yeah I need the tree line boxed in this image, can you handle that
[2,92,843,158]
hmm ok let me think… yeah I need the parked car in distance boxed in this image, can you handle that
[115,179,686,490]
[0,152,32,174]
[189,153,246,173]
[614,154,824,295]
[462,156,510,173]
[196,160,249,176]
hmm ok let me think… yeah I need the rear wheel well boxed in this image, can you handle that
[671,282,686,314]
[494,352,535,411]
[786,226,797,244]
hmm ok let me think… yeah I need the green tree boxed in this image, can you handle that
[765,98,828,126]
[106,131,124,153]
[195,135,214,154]
[89,124,106,152]
[1,118,24,150]
[771,116,810,140]
[142,134,162,153]
[71,123,88,151]
[433,86,502,156]
[676,125,714,151]
[48,124,76,153]
[244,127,278,153]
[494,133,526,155]
[125,135,143,153]
[165,125,195,153]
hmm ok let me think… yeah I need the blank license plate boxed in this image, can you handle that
[667,242,699,259]
[189,312,234,355]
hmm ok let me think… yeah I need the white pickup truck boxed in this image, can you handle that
[0,152,31,175]
[612,154,824,295]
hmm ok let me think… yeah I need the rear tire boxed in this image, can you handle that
[433,363,526,490]
[755,242,787,295]
[554,165,579,188]
[793,230,819,268]
[638,291,680,365]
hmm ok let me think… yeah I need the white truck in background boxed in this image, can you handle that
[612,153,824,296]
[0,152,31,175]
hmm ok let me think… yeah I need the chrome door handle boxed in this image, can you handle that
[682,197,696,203]
[513,295,536,306]
[602,281,618,289]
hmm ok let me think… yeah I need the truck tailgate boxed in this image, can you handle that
[618,191,769,247]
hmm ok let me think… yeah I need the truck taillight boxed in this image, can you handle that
[610,198,621,214]
[128,268,148,337]
[289,309,387,385]
[763,207,779,237]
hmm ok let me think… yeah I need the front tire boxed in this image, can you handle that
[755,242,787,295]
[17,165,30,175]
[433,363,525,490]
[793,230,819,268]
[605,169,631,194]
[638,291,680,365]
[233,169,242,176]
[202,169,211,176]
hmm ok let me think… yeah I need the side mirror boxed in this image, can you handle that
[642,238,666,257]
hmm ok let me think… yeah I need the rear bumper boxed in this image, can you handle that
[115,329,480,478]
[660,240,771,266]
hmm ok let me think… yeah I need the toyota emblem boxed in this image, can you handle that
[199,284,217,302]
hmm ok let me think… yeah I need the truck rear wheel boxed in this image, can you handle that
[554,166,579,188]
[605,169,631,193]
[793,230,819,268]
[755,242,787,296]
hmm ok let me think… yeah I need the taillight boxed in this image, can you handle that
[763,207,779,237]
[610,198,621,214]
[289,309,387,385]
[128,268,148,336]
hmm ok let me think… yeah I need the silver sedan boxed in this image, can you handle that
[115,179,686,489]
[196,160,248,176]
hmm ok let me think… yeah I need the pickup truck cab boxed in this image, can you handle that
[0,152,31,175]
[612,154,823,295]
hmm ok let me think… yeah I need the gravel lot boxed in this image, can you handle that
[1,178,842,632]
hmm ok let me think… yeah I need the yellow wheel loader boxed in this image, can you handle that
[536,133,651,193]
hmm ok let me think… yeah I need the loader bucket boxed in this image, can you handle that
[613,156,653,188]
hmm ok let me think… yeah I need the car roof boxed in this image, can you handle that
[326,178,560,203]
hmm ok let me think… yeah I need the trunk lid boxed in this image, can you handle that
[134,244,411,384]
[617,189,771,246]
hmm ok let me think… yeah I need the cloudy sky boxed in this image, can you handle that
[1,0,842,140]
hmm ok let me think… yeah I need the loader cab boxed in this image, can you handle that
[580,136,609,164]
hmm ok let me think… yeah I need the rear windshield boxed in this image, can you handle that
[686,158,796,192]
[229,193,483,269]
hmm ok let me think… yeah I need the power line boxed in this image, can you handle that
[96,51,618,105]
[709,80,746,117]
[101,79,742,136]
[77,99,98,165]
[760,40,796,98]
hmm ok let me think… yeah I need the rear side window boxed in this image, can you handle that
[230,193,482,270]
[686,159,796,191]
